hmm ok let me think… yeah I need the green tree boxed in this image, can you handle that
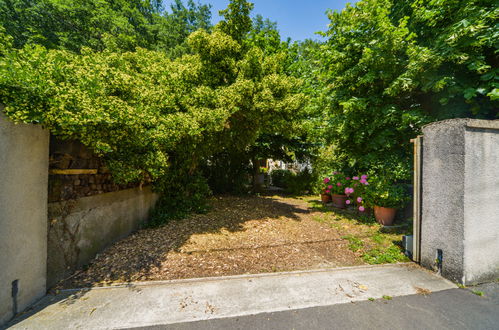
[0,0,212,54]
[316,0,498,178]
[0,0,306,221]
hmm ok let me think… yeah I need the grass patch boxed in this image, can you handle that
[342,235,364,252]
[306,196,410,265]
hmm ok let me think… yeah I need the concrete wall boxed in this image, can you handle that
[47,187,159,288]
[0,111,49,324]
[421,119,499,284]
[463,125,499,283]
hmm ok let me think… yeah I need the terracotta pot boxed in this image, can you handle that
[331,194,348,209]
[320,193,331,203]
[374,206,397,226]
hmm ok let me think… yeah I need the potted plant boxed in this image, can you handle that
[320,177,332,203]
[364,181,410,226]
[329,172,351,208]
[346,174,369,213]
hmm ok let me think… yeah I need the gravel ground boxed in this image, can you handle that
[57,195,395,289]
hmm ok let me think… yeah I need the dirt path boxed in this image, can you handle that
[59,195,408,289]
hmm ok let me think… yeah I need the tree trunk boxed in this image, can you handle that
[252,158,262,193]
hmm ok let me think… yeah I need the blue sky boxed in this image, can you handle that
[207,1,356,41]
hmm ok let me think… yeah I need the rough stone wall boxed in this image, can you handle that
[48,137,145,202]
[421,119,499,285]
[0,111,49,325]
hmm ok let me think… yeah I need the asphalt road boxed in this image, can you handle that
[136,283,499,330]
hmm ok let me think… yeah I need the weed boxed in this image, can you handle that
[362,245,409,264]
[368,297,375,301]
[472,290,484,297]
[382,295,392,300]
[371,233,385,244]
[342,235,364,252]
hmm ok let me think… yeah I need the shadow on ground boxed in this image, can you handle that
[56,194,322,289]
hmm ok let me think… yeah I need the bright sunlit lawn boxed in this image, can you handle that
[58,194,410,289]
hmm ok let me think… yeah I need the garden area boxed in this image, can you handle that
[0,0,496,287]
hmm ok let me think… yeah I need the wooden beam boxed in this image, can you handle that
[49,169,98,175]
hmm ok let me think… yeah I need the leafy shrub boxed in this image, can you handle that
[147,171,212,227]
[271,168,314,195]
[270,169,292,188]
[364,180,411,209]
[0,4,306,225]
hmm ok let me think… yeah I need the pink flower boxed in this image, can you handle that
[364,181,369,186]
[357,197,362,203]
[346,200,351,205]
[361,175,368,180]
[359,206,365,212]
[323,177,330,184]
[346,177,351,180]
[328,185,333,189]
[359,179,367,184]
[353,176,359,180]
[325,190,330,193]
[345,187,354,195]
[337,182,342,186]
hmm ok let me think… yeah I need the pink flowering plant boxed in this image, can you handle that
[345,174,370,212]
[327,172,351,195]
[321,176,333,194]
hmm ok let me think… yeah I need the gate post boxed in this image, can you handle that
[0,109,49,325]
[419,119,499,285]
[412,136,423,263]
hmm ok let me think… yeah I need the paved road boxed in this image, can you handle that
[137,283,499,330]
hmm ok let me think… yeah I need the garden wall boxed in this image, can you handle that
[0,111,160,326]
[48,138,149,202]
[47,187,159,288]
[420,119,499,285]
[46,138,159,287]
[0,110,49,325]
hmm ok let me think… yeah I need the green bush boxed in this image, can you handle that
[364,179,411,209]
[270,169,292,188]
[271,168,314,195]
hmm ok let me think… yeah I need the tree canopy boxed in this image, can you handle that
[0,0,307,220]
[0,0,497,220]
[311,0,498,178]
[0,0,212,55]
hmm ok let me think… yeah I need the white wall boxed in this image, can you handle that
[0,110,49,325]
[463,125,499,284]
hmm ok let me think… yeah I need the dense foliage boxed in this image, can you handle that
[0,0,497,221]
[0,0,306,222]
[314,0,498,179]
[0,0,212,56]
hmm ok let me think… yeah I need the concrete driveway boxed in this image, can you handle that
[5,264,466,329]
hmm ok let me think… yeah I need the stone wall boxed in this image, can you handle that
[420,119,499,285]
[47,187,159,288]
[0,111,49,325]
[48,138,148,202]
